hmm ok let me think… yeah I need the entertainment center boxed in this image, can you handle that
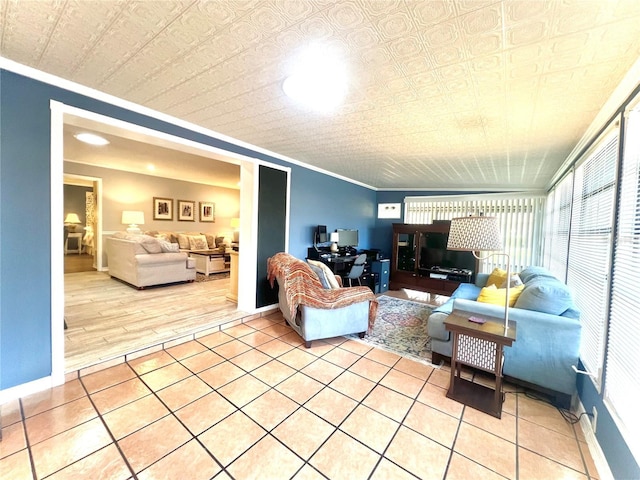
[390,221,476,296]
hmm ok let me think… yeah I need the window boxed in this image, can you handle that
[605,104,640,459]
[404,193,545,273]
[543,172,573,282]
[566,128,618,386]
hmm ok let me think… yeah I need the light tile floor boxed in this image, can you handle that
[1,311,600,480]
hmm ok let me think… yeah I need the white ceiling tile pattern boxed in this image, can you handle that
[2,0,640,190]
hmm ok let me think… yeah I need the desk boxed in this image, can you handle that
[444,310,516,418]
[318,255,355,275]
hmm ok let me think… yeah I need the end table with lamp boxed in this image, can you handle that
[445,215,517,417]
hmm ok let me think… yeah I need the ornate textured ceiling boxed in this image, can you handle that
[2,1,640,190]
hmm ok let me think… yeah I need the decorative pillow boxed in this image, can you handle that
[159,240,179,253]
[308,263,330,288]
[138,236,162,254]
[477,284,525,307]
[215,236,225,247]
[307,259,340,289]
[486,268,508,287]
[205,234,216,249]
[500,273,524,289]
[519,266,557,284]
[188,234,209,251]
[177,234,191,249]
[514,278,574,315]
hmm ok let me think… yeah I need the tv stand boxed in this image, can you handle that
[390,223,476,296]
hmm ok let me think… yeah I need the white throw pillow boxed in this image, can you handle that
[159,240,179,253]
[307,259,340,289]
[188,234,209,251]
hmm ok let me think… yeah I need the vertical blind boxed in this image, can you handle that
[404,194,545,273]
[605,106,640,459]
[543,172,573,282]
[566,130,618,386]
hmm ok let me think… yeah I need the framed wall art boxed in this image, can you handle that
[153,197,173,221]
[199,201,215,222]
[178,200,196,221]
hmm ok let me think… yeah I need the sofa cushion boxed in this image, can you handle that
[500,273,524,288]
[140,236,162,254]
[188,234,209,251]
[307,259,340,289]
[159,240,179,253]
[514,277,574,315]
[519,266,557,284]
[308,263,331,289]
[477,284,525,307]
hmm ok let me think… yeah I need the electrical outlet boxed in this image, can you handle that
[592,406,598,433]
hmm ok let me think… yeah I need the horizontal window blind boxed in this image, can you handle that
[606,106,640,460]
[543,172,573,282]
[404,194,545,273]
[566,130,618,386]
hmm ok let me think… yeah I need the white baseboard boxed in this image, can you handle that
[576,400,614,480]
[0,375,58,405]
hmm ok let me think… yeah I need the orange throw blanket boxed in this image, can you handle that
[267,252,378,330]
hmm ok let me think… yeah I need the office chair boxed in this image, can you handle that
[345,253,367,287]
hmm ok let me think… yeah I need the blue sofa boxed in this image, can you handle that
[427,266,581,408]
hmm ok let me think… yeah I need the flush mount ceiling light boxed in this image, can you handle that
[283,44,348,113]
[74,132,110,146]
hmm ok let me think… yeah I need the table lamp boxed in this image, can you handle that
[64,213,81,232]
[447,215,511,331]
[122,210,145,235]
[330,232,339,253]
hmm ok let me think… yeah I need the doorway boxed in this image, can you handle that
[63,176,100,273]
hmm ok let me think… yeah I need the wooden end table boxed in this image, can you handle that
[444,310,516,418]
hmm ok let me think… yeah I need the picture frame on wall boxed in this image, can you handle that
[199,201,215,222]
[178,200,196,221]
[153,197,173,221]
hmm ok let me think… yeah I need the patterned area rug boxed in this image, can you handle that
[355,295,433,364]
[195,272,230,282]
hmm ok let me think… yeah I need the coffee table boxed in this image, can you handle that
[188,250,230,275]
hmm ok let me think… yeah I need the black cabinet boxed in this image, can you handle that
[390,222,476,296]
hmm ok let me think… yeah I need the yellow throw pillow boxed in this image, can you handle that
[477,284,525,307]
[486,268,508,287]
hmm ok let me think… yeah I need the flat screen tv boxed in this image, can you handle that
[419,232,475,271]
[337,229,358,247]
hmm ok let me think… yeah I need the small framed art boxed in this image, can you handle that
[153,197,173,221]
[199,201,215,222]
[178,200,196,221]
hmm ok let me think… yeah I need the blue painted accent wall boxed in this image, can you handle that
[0,69,377,389]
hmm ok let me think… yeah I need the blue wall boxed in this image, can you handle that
[0,69,376,389]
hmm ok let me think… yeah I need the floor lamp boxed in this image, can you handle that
[447,216,512,333]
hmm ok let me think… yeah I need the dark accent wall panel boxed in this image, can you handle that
[256,165,287,308]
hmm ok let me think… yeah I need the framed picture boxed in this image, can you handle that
[199,201,216,222]
[153,197,173,221]
[178,200,196,221]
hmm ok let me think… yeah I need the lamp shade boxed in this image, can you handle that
[230,217,240,228]
[64,213,81,224]
[330,232,339,243]
[121,211,144,226]
[447,216,503,251]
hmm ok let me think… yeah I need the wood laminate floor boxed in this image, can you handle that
[64,271,247,372]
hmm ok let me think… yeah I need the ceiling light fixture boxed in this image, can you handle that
[283,44,348,113]
[74,132,110,146]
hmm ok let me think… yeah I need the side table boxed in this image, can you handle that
[65,232,83,254]
[444,310,516,418]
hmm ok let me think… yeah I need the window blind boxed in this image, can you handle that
[543,172,573,282]
[605,106,640,459]
[566,130,618,386]
[404,193,545,273]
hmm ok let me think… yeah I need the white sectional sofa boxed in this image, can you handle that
[106,233,196,289]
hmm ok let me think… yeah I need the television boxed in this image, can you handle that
[337,229,358,247]
[316,225,327,244]
[419,232,475,271]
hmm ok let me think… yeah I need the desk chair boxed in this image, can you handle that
[345,253,367,287]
